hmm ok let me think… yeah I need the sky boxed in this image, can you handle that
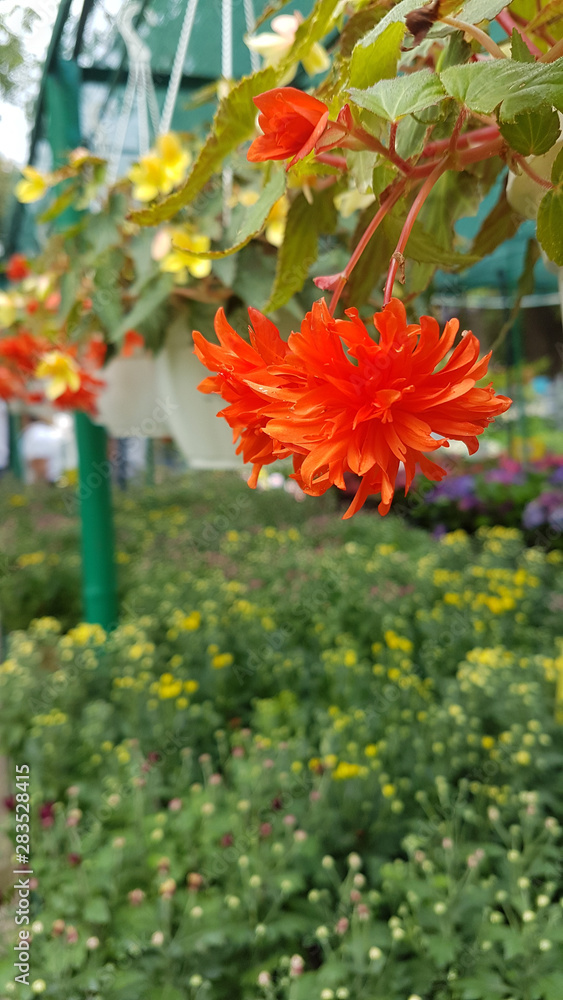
[0,0,59,166]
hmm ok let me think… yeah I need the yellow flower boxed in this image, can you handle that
[136,158,164,203]
[157,132,191,185]
[176,697,189,709]
[333,761,365,780]
[184,680,199,694]
[128,644,144,660]
[159,680,183,699]
[245,13,330,81]
[35,351,80,401]
[265,196,289,247]
[15,166,49,203]
[9,494,27,507]
[364,744,378,757]
[179,611,201,631]
[161,229,212,280]
[212,652,233,670]
[0,291,16,326]
[382,783,396,798]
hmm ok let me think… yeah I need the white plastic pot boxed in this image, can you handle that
[94,355,171,439]
[506,126,563,221]
[155,320,242,470]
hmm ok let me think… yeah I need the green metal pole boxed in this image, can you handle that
[74,412,118,629]
[145,437,155,486]
[42,51,119,628]
[8,412,23,480]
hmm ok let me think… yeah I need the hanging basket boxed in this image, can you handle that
[155,320,242,470]
[506,126,563,221]
[94,355,171,439]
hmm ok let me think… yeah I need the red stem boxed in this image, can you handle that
[495,10,543,56]
[383,159,450,306]
[353,125,412,175]
[315,152,349,170]
[513,154,554,190]
[450,108,467,160]
[422,125,498,159]
[328,180,408,316]
[410,135,505,179]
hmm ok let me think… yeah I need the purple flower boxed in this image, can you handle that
[426,475,476,503]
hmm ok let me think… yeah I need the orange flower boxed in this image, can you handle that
[194,299,511,516]
[193,308,303,487]
[0,331,48,375]
[121,329,145,358]
[6,254,30,283]
[247,87,330,168]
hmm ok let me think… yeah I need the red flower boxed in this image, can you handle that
[247,88,330,168]
[121,329,145,358]
[6,254,30,282]
[84,335,107,370]
[0,365,25,400]
[193,307,303,488]
[194,299,511,517]
[0,332,48,374]
[39,801,55,828]
[52,371,106,415]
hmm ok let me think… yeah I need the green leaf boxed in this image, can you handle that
[349,68,447,122]
[37,184,78,223]
[348,22,405,89]
[551,146,563,184]
[277,0,340,72]
[436,30,472,72]
[440,60,563,121]
[500,107,561,155]
[490,237,540,350]
[83,897,111,923]
[355,0,433,50]
[455,0,513,23]
[388,213,482,268]
[265,186,338,311]
[470,188,522,258]
[537,185,563,265]
[129,67,278,225]
[177,170,286,260]
[339,5,388,57]
[111,274,174,343]
[526,0,563,36]
[511,28,535,62]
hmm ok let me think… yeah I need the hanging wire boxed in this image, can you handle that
[221,0,234,227]
[243,0,260,73]
[105,1,155,181]
[159,0,200,135]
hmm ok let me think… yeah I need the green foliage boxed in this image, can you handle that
[265,185,339,311]
[0,475,563,999]
[500,107,561,156]
[347,21,405,89]
[470,188,522,258]
[129,68,279,226]
[350,67,447,121]
[537,184,563,266]
[440,60,563,121]
[186,170,286,259]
